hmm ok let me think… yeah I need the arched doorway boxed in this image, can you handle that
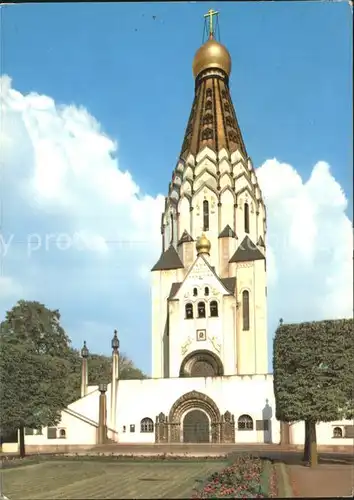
[168,390,221,443]
[183,409,210,443]
[179,350,224,378]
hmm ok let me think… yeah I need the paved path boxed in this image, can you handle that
[289,463,354,497]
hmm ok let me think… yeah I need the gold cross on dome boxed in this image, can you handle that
[204,9,219,38]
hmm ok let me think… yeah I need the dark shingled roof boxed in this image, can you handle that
[218,225,236,238]
[178,230,194,246]
[169,282,182,298]
[229,236,265,263]
[221,277,236,294]
[151,245,184,272]
[257,236,265,247]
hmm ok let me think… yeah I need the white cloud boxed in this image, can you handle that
[0,76,352,373]
[0,276,24,300]
[257,159,352,324]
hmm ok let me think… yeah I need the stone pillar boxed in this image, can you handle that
[98,383,108,445]
[80,341,89,398]
[110,330,120,430]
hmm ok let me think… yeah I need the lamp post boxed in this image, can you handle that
[110,330,120,430]
[80,341,89,398]
[98,383,108,445]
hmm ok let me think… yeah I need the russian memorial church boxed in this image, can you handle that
[13,14,351,452]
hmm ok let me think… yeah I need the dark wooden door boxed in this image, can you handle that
[183,410,210,443]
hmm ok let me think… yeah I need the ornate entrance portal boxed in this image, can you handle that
[155,391,236,443]
[183,409,210,443]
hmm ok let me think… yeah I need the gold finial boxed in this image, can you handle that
[193,10,231,79]
[204,9,219,39]
[196,233,211,255]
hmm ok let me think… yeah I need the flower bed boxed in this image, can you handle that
[192,454,276,498]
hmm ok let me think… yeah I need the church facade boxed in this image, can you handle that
[9,15,352,453]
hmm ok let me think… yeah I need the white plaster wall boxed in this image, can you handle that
[222,295,237,375]
[253,259,268,374]
[68,389,100,422]
[290,419,354,446]
[23,411,98,446]
[114,375,278,444]
[220,189,236,232]
[152,268,180,378]
[178,196,191,236]
[236,262,256,374]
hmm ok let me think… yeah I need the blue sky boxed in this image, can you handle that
[1,2,352,375]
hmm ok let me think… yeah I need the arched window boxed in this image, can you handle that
[244,203,250,234]
[210,301,218,317]
[185,303,193,319]
[228,131,237,143]
[205,100,212,110]
[206,88,212,98]
[203,200,209,231]
[197,302,206,318]
[193,288,198,297]
[242,290,250,331]
[203,113,213,126]
[204,287,209,296]
[140,417,154,433]
[238,414,253,431]
[202,128,213,140]
[59,429,66,439]
[225,116,234,128]
[333,426,343,438]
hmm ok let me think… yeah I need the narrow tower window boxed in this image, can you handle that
[210,301,218,317]
[244,203,250,234]
[203,200,209,231]
[197,302,206,318]
[193,288,198,297]
[170,212,174,242]
[185,303,193,319]
[242,291,250,331]
[204,287,209,296]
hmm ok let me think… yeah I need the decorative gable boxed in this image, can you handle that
[170,255,234,299]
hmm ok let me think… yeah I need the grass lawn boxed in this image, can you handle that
[2,460,227,499]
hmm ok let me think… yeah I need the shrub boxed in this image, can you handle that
[193,454,271,498]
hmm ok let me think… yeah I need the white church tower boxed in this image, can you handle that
[151,11,268,380]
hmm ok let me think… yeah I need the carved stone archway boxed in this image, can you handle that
[179,350,224,378]
[168,390,221,443]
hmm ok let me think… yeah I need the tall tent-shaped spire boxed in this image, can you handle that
[178,9,247,161]
[151,10,268,379]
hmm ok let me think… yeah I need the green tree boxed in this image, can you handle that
[273,318,354,467]
[1,300,146,427]
[0,343,71,457]
[0,300,72,356]
[68,352,146,402]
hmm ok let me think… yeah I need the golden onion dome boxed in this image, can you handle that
[192,38,232,79]
[196,233,211,255]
